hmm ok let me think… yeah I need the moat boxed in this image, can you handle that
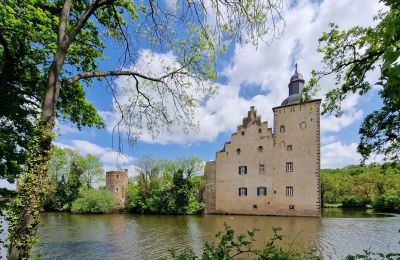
[0,209,398,259]
[22,209,397,259]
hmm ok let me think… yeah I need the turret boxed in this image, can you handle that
[281,64,305,106]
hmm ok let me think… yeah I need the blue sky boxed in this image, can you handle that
[27,0,388,183]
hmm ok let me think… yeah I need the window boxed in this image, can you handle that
[287,145,292,151]
[241,131,245,136]
[253,204,258,209]
[286,162,293,172]
[259,164,265,174]
[258,146,263,152]
[280,125,285,133]
[239,187,247,196]
[257,187,267,196]
[289,205,295,210]
[116,187,119,192]
[286,186,294,197]
[238,166,247,175]
[258,128,262,133]
[236,148,241,154]
[116,174,119,179]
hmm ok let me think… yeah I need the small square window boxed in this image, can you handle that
[116,174,119,179]
[238,166,247,175]
[287,145,292,151]
[237,148,241,154]
[259,164,265,174]
[289,205,295,210]
[241,131,245,136]
[286,162,293,172]
[116,187,119,192]
[286,186,294,197]
[257,187,267,196]
[253,204,258,209]
[258,146,263,152]
[258,128,262,133]
[280,125,285,133]
[239,187,247,196]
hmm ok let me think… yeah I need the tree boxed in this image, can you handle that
[78,154,104,188]
[304,0,400,163]
[2,1,284,258]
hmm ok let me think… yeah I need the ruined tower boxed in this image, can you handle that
[106,169,129,208]
[204,67,321,217]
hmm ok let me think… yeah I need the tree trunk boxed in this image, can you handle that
[7,49,67,259]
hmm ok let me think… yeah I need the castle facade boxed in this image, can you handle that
[203,68,321,217]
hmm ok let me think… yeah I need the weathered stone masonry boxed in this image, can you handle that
[204,68,321,217]
[106,169,129,208]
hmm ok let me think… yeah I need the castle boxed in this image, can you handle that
[106,169,129,208]
[203,67,321,217]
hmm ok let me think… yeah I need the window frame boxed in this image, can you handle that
[280,125,285,133]
[259,164,265,174]
[286,186,294,197]
[238,166,247,175]
[287,145,292,151]
[257,187,267,196]
[239,187,248,196]
[286,162,293,172]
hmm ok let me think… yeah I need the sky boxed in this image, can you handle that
[2,0,387,189]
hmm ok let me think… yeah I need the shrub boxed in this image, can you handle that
[341,196,366,208]
[71,188,116,213]
[373,191,400,212]
[163,223,321,259]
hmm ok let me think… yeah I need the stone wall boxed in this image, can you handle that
[106,169,129,208]
[203,161,216,213]
[205,102,321,217]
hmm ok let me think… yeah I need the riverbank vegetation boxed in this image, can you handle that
[42,149,205,215]
[164,224,400,260]
[321,163,400,212]
[43,147,105,212]
[126,156,205,215]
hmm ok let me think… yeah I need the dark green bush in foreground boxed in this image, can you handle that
[71,188,116,213]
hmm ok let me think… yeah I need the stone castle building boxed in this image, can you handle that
[106,169,129,208]
[203,68,321,217]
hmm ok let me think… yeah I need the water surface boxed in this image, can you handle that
[31,209,400,259]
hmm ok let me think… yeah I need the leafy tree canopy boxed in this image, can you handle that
[2,1,285,257]
[304,0,400,162]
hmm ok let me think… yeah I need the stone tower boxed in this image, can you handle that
[204,67,321,217]
[106,169,129,208]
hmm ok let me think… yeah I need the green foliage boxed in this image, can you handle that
[373,191,400,212]
[127,156,205,215]
[2,0,285,258]
[341,196,366,209]
[43,147,104,211]
[71,188,116,214]
[346,250,400,260]
[6,122,54,259]
[321,163,400,211]
[304,1,400,162]
[163,223,321,260]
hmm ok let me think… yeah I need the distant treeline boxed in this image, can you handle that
[321,163,400,212]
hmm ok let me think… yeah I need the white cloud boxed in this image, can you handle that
[54,120,79,135]
[321,141,361,168]
[55,140,136,170]
[100,0,383,151]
